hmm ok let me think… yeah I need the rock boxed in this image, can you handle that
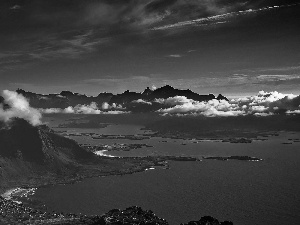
[181,216,233,225]
[1,196,234,224]
[103,206,169,225]
[226,138,252,143]
[203,156,262,161]
[216,94,229,101]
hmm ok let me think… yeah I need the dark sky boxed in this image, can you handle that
[0,0,300,96]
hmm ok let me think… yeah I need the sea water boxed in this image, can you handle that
[32,124,300,225]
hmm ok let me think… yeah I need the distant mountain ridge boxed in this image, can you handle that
[15,89,113,109]
[15,85,228,110]
[109,85,228,104]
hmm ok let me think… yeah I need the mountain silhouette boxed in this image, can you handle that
[0,119,99,190]
[16,85,228,111]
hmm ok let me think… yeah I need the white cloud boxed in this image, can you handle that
[10,5,21,10]
[40,102,128,115]
[155,96,191,106]
[101,102,110,110]
[101,102,123,110]
[155,91,300,117]
[0,90,42,126]
[286,110,300,114]
[150,85,157,91]
[103,110,128,115]
[167,54,182,58]
[233,91,300,114]
[73,102,101,114]
[256,75,300,81]
[152,3,300,31]
[157,97,243,117]
[132,99,152,105]
[41,108,62,114]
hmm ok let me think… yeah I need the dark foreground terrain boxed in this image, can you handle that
[0,196,233,225]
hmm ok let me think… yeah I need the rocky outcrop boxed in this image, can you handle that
[142,86,153,96]
[0,197,232,225]
[216,94,229,101]
[0,196,106,225]
[181,216,233,225]
[222,138,252,143]
[203,156,262,161]
[103,206,168,224]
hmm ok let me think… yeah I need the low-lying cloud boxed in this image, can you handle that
[156,91,300,117]
[40,102,128,115]
[9,89,299,118]
[0,90,42,126]
[132,99,152,105]
[157,97,243,117]
[101,102,123,110]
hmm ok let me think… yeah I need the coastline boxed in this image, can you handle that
[0,157,167,224]
[1,188,36,202]
[0,155,234,225]
[0,153,202,195]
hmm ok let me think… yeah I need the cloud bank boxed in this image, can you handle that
[156,91,300,117]
[40,102,128,115]
[0,90,42,126]
[38,91,300,117]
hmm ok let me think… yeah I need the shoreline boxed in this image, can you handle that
[0,154,200,200]
[0,152,261,224]
[1,187,37,201]
[0,155,234,225]
[0,157,170,224]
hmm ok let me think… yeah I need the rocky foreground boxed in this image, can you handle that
[0,196,232,225]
